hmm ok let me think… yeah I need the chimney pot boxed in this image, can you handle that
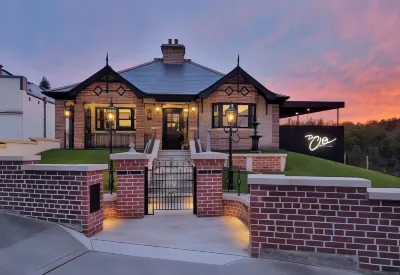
[168,39,172,44]
[174,39,178,44]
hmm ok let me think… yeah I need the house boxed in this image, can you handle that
[0,65,55,140]
[43,39,343,151]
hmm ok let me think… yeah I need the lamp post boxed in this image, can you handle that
[107,100,117,194]
[224,104,237,191]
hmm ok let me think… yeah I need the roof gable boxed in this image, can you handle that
[198,65,288,102]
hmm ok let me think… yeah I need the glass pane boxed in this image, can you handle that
[119,109,131,120]
[223,105,230,114]
[238,105,248,116]
[213,117,219,127]
[213,105,218,116]
[237,116,248,127]
[223,116,229,127]
[96,120,102,129]
[119,120,131,127]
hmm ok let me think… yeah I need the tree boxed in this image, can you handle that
[39,77,51,90]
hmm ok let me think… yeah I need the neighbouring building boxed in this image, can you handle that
[0,65,55,140]
[44,39,343,151]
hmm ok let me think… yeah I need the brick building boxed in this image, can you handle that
[44,39,343,151]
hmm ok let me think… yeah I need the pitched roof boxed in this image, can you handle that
[46,59,224,96]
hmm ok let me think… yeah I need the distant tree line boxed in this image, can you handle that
[284,117,400,177]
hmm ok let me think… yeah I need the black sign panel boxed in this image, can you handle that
[280,126,344,163]
[90,183,101,213]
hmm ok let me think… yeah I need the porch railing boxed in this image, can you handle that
[85,133,135,149]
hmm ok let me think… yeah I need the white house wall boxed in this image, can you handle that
[0,78,24,139]
[46,102,55,139]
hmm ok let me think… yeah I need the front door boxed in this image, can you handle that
[162,108,184,150]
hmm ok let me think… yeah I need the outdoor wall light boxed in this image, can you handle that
[155,107,161,114]
[307,108,310,112]
[191,106,196,112]
[183,108,188,112]
[147,109,152,120]
[64,107,72,118]
[295,112,299,115]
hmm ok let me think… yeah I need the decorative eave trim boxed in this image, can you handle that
[67,64,147,98]
[197,65,290,103]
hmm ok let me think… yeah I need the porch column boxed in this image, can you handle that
[55,100,66,148]
[111,152,149,218]
[188,104,197,140]
[192,152,228,217]
[74,100,85,148]
[135,98,145,150]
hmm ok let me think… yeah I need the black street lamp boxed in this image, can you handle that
[107,100,117,193]
[224,104,237,191]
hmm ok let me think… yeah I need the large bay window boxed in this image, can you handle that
[212,103,256,128]
[96,107,135,130]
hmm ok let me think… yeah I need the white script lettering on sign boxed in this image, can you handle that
[305,135,337,151]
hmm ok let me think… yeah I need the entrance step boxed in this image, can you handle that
[157,150,191,161]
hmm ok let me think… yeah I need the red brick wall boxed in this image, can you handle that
[232,156,246,170]
[104,199,117,219]
[252,156,281,172]
[55,100,66,148]
[115,159,147,218]
[72,82,144,149]
[249,184,400,273]
[0,161,104,236]
[223,198,250,227]
[193,159,225,217]
[198,81,280,150]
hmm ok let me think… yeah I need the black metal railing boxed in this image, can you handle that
[85,133,135,148]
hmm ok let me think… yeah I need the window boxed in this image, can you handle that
[212,103,256,128]
[95,107,135,130]
[117,108,135,129]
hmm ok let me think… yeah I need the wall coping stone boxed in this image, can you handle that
[0,155,41,161]
[104,193,117,202]
[248,174,371,188]
[22,164,108,171]
[0,139,37,145]
[191,152,228,160]
[223,192,250,207]
[29,137,60,142]
[233,153,287,157]
[368,188,400,201]
[110,152,150,160]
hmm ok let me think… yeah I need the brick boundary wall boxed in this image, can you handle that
[248,175,400,273]
[223,194,250,227]
[231,154,287,173]
[104,194,117,219]
[0,157,107,237]
[111,153,149,219]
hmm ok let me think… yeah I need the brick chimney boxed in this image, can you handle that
[161,39,185,64]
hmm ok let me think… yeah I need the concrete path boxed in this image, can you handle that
[0,212,88,275]
[47,251,361,275]
[91,211,249,264]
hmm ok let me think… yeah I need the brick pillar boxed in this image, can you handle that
[272,104,280,147]
[192,153,227,217]
[74,99,85,148]
[55,100,66,148]
[135,98,145,150]
[112,153,149,218]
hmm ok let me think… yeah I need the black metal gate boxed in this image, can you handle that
[145,159,196,215]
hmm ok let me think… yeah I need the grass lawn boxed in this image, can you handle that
[222,149,400,193]
[40,148,399,194]
[40,149,127,192]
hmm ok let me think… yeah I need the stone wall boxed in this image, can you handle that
[248,175,400,273]
[0,156,107,236]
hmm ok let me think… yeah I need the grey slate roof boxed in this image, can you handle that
[48,59,224,95]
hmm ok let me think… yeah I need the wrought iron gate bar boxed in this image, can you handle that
[145,158,196,214]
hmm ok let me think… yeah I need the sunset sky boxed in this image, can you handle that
[0,0,399,123]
